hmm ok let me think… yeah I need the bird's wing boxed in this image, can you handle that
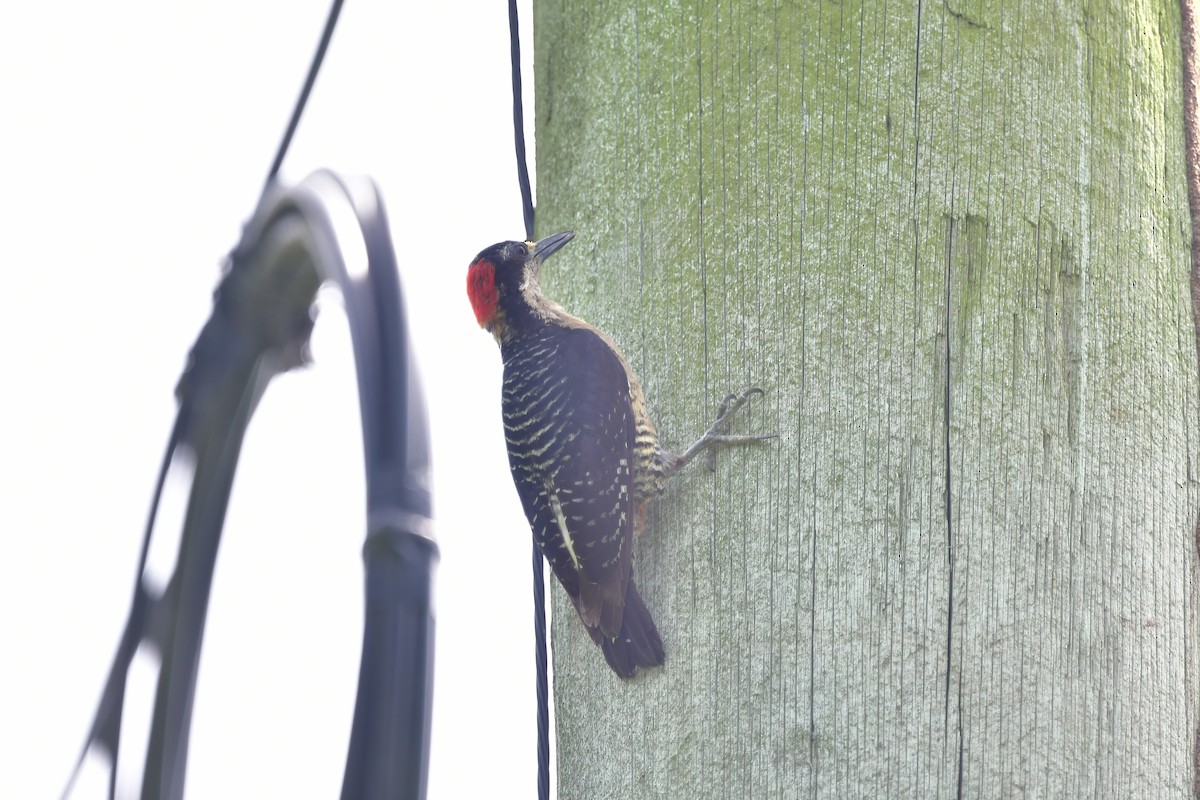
[502,326,636,636]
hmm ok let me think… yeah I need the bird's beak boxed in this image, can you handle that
[531,231,574,262]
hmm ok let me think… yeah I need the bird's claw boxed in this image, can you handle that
[710,386,766,434]
[701,386,772,471]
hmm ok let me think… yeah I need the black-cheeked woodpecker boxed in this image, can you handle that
[467,231,768,677]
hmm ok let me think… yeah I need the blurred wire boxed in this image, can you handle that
[265,0,345,188]
[59,2,442,798]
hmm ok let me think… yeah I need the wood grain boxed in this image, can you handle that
[534,1,1199,795]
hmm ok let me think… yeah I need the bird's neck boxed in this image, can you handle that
[494,280,572,345]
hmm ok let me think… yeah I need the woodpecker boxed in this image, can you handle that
[467,231,768,678]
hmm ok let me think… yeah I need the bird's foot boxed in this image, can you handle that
[672,387,775,474]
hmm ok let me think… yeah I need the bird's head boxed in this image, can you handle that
[467,230,574,340]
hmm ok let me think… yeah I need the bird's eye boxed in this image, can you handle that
[511,244,529,259]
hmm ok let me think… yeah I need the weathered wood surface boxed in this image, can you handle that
[534,1,1199,796]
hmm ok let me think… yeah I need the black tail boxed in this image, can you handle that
[586,578,665,678]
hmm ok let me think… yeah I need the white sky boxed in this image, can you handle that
[1,1,549,797]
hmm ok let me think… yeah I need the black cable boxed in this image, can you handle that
[507,2,549,799]
[531,542,550,800]
[265,0,345,188]
[509,0,536,240]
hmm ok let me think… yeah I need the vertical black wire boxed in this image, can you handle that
[264,0,345,189]
[508,4,548,800]
[530,540,550,800]
[509,0,536,240]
